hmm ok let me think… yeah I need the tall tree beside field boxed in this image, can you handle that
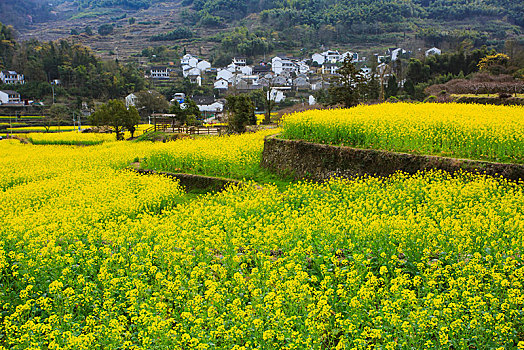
[135,90,169,118]
[45,104,69,132]
[328,56,366,108]
[89,99,140,140]
[385,75,399,98]
[226,94,256,133]
[169,99,202,126]
[263,84,276,125]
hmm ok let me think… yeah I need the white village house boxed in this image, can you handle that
[216,69,234,82]
[150,67,171,79]
[312,53,325,66]
[390,48,406,61]
[184,67,201,78]
[268,88,286,103]
[0,90,22,105]
[0,71,25,85]
[425,47,442,56]
[196,60,212,72]
[322,63,339,75]
[272,57,297,75]
[214,78,229,90]
[232,57,247,66]
[125,93,138,108]
[198,101,224,119]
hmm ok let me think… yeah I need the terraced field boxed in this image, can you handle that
[1,121,523,349]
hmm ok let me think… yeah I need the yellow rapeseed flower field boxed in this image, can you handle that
[0,128,523,349]
[143,129,278,179]
[280,102,524,163]
[19,124,152,145]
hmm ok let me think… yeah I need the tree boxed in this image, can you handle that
[478,53,510,75]
[182,99,202,125]
[263,83,276,124]
[226,94,255,133]
[89,99,139,140]
[385,75,399,98]
[406,58,430,85]
[135,90,169,118]
[98,24,114,36]
[44,104,69,132]
[328,57,366,108]
[124,106,140,138]
[169,98,201,126]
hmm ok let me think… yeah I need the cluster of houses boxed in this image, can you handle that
[0,71,25,106]
[141,46,443,122]
[0,45,443,113]
[147,47,442,104]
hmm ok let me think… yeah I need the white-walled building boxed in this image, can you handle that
[198,101,224,118]
[341,51,358,62]
[425,47,442,56]
[184,67,200,78]
[391,48,407,61]
[0,71,25,85]
[312,53,325,66]
[180,54,194,66]
[217,69,234,82]
[125,93,138,108]
[197,60,211,72]
[233,57,247,66]
[360,67,372,78]
[150,67,171,79]
[188,74,202,86]
[0,90,22,105]
[187,57,199,68]
[268,88,286,103]
[214,78,229,90]
[322,63,339,75]
[272,57,297,75]
[239,66,253,75]
[322,50,341,63]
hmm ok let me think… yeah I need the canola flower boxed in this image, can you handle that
[22,124,153,145]
[1,132,524,349]
[26,132,113,145]
[280,102,524,163]
[7,126,78,132]
[0,116,43,120]
[144,129,277,179]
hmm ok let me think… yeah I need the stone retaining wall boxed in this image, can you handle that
[261,134,524,181]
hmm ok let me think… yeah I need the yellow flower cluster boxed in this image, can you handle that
[280,102,524,163]
[26,132,114,145]
[7,126,77,132]
[144,129,277,179]
[1,131,523,349]
[20,125,152,145]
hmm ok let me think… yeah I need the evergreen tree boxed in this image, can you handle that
[328,56,367,108]
[226,94,255,133]
[385,75,398,98]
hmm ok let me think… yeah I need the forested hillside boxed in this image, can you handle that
[0,22,145,101]
[184,0,522,24]
[1,0,522,63]
[0,0,59,27]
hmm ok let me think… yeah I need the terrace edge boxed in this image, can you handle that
[261,134,524,181]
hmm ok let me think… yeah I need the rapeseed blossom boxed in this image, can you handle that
[280,103,524,163]
[0,129,523,349]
